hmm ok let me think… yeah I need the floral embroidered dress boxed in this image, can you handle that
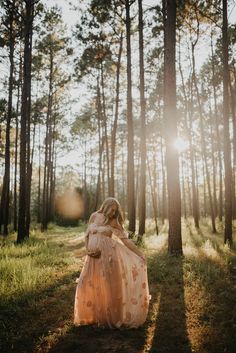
[74,222,150,328]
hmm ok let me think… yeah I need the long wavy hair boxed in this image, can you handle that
[97,197,124,225]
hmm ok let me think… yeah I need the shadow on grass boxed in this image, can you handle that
[184,251,236,353]
[147,252,192,353]
[36,263,164,353]
[46,324,148,353]
[0,270,80,353]
[43,277,163,353]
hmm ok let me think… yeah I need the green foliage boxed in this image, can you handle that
[0,98,7,121]
[90,0,113,23]
[70,103,97,136]
[75,44,113,80]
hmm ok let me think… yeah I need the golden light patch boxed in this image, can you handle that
[55,190,84,219]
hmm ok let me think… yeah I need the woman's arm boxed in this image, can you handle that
[109,218,146,261]
[121,238,146,261]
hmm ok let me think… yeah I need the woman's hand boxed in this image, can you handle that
[87,249,101,258]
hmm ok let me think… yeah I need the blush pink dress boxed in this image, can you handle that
[74,222,150,328]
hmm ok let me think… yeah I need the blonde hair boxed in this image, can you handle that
[97,197,124,225]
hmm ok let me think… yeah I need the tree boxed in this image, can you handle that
[138,0,146,237]
[222,0,232,246]
[17,0,36,243]
[125,0,136,233]
[0,0,18,235]
[36,6,71,231]
[163,0,182,255]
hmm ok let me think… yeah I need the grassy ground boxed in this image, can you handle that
[0,219,236,353]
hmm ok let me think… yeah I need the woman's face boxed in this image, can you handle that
[107,203,118,219]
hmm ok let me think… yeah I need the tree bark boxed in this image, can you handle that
[0,2,15,235]
[222,0,233,245]
[17,0,34,243]
[138,0,146,237]
[110,32,123,197]
[125,0,135,233]
[163,0,182,255]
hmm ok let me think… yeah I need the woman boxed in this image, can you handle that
[74,197,150,328]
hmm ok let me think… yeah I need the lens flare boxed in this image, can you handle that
[173,137,188,153]
[55,189,84,220]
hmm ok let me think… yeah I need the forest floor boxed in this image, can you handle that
[1,219,236,353]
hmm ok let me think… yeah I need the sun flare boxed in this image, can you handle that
[173,137,188,153]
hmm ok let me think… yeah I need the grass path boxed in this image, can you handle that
[1,220,236,353]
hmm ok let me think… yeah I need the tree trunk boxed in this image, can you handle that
[147,156,159,235]
[42,47,53,231]
[125,0,135,233]
[160,136,167,224]
[209,99,218,218]
[94,77,104,211]
[222,0,232,245]
[138,0,146,237]
[17,0,34,243]
[100,65,110,196]
[229,76,236,219]
[37,123,41,223]
[163,0,182,255]
[110,33,123,197]
[25,17,34,234]
[179,38,199,227]
[211,33,223,222]
[0,4,14,235]
[191,41,216,233]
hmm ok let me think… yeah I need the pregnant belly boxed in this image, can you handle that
[87,234,101,251]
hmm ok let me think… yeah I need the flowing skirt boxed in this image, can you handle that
[74,233,150,328]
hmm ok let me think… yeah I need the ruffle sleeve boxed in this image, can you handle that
[109,225,128,240]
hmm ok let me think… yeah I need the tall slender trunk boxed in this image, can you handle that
[110,33,123,197]
[202,161,207,217]
[179,38,199,227]
[121,137,126,214]
[147,156,159,234]
[181,157,187,219]
[42,116,49,231]
[42,48,53,231]
[222,0,232,245]
[25,20,34,233]
[37,123,41,223]
[17,0,34,243]
[192,39,216,233]
[163,0,182,254]
[160,136,167,224]
[229,74,236,219]
[14,53,21,231]
[49,110,56,221]
[211,33,223,221]
[125,0,135,232]
[209,99,218,218]
[138,0,146,237]
[100,64,110,196]
[94,77,104,211]
[0,5,14,235]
